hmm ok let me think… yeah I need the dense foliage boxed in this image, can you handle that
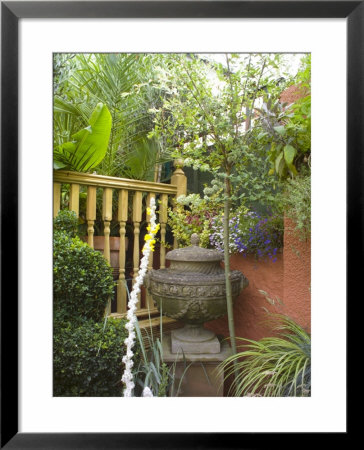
[257,54,311,179]
[168,194,283,260]
[280,172,311,240]
[53,53,173,180]
[53,317,131,396]
[167,193,222,247]
[53,209,78,238]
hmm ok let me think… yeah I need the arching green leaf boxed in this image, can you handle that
[54,103,112,172]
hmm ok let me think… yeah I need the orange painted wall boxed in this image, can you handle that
[205,218,311,340]
[282,217,311,332]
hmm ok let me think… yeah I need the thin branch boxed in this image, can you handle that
[242,58,267,147]
[225,54,237,133]
[176,56,227,156]
[235,54,252,140]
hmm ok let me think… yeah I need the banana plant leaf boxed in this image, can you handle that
[54,102,112,172]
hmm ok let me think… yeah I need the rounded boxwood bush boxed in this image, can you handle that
[53,318,134,396]
[53,230,114,322]
[53,209,79,238]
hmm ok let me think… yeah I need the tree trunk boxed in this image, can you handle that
[223,177,239,381]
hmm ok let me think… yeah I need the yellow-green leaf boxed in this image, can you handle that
[275,151,284,174]
[284,145,296,165]
[54,103,112,172]
[287,162,298,176]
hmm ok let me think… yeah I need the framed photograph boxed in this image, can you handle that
[2,1,358,447]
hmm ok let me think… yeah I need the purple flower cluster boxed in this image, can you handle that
[238,212,282,261]
[209,210,283,261]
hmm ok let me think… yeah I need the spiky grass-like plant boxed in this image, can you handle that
[218,314,311,397]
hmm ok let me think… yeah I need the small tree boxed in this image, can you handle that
[150,53,287,378]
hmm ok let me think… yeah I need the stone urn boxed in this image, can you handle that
[145,234,249,354]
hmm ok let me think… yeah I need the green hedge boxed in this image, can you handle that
[54,318,131,396]
[53,231,114,322]
[53,211,137,397]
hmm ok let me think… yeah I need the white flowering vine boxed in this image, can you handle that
[121,197,160,397]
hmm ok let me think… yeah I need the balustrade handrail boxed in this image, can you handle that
[53,170,177,195]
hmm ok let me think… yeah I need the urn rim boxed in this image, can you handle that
[166,233,223,263]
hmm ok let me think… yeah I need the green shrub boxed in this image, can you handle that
[53,318,134,396]
[281,173,311,240]
[53,209,79,237]
[53,231,114,322]
[167,193,227,248]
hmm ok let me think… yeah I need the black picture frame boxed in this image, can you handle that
[1,1,357,448]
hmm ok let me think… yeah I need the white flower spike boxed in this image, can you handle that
[121,197,159,397]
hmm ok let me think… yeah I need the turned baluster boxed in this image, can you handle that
[133,191,143,308]
[86,186,97,248]
[103,188,113,264]
[117,189,128,314]
[159,193,168,269]
[69,183,79,216]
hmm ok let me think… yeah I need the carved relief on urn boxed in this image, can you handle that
[145,234,249,354]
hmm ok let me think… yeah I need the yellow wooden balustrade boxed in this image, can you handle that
[53,165,187,319]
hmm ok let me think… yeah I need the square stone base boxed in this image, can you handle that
[162,335,231,397]
[171,328,221,354]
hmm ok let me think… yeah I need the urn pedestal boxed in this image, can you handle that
[161,335,231,397]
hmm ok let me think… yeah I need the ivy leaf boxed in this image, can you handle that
[283,145,296,165]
